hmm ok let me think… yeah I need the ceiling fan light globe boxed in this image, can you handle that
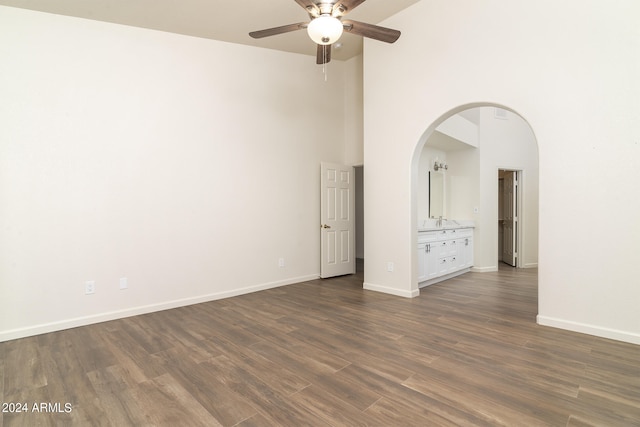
[307,15,343,45]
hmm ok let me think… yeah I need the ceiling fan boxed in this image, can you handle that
[249,0,401,64]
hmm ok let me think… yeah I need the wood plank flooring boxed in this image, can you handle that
[1,263,639,426]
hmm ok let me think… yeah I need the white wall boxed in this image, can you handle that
[0,7,352,341]
[364,0,640,343]
[437,114,478,148]
[476,107,539,270]
[344,55,364,166]
[446,148,479,223]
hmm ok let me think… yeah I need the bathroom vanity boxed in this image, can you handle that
[418,221,474,287]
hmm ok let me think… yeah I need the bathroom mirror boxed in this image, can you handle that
[429,171,444,218]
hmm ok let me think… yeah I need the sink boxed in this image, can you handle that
[422,218,439,228]
[422,219,459,228]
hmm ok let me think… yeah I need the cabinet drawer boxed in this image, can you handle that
[455,228,473,238]
[419,227,473,242]
[418,231,441,243]
[446,228,472,238]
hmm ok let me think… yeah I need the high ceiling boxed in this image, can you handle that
[0,0,419,61]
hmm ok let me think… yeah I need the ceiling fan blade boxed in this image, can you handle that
[294,0,316,8]
[333,0,367,16]
[342,20,401,43]
[295,0,319,16]
[249,22,307,39]
[316,44,332,64]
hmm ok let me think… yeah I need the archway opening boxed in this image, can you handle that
[411,103,539,310]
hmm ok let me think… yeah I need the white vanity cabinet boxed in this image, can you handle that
[418,227,473,287]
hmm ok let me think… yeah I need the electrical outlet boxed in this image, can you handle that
[278,258,285,268]
[119,277,128,290]
[85,280,95,295]
[387,262,394,272]
[473,206,479,214]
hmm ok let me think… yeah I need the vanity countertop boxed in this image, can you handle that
[418,226,475,232]
[418,220,475,232]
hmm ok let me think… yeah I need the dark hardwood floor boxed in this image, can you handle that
[1,263,639,426]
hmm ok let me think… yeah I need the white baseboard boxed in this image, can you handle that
[471,266,498,273]
[537,315,640,345]
[419,268,471,288]
[0,274,319,343]
[363,282,419,298]
[472,264,539,271]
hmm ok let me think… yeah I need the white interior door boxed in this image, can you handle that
[320,162,355,278]
[502,170,517,266]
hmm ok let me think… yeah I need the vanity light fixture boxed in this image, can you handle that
[434,161,448,171]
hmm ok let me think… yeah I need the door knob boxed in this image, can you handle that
[322,224,331,229]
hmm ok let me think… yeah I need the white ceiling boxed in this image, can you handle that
[0,0,419,61]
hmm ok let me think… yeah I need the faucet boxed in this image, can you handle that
[437,216,444,227]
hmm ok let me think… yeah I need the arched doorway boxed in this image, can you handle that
[411,104,539,296]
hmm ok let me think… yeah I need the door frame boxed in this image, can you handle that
[498,168,524,268]
[320,162,356,278]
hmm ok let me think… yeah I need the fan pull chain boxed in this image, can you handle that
[323,45,328,82]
